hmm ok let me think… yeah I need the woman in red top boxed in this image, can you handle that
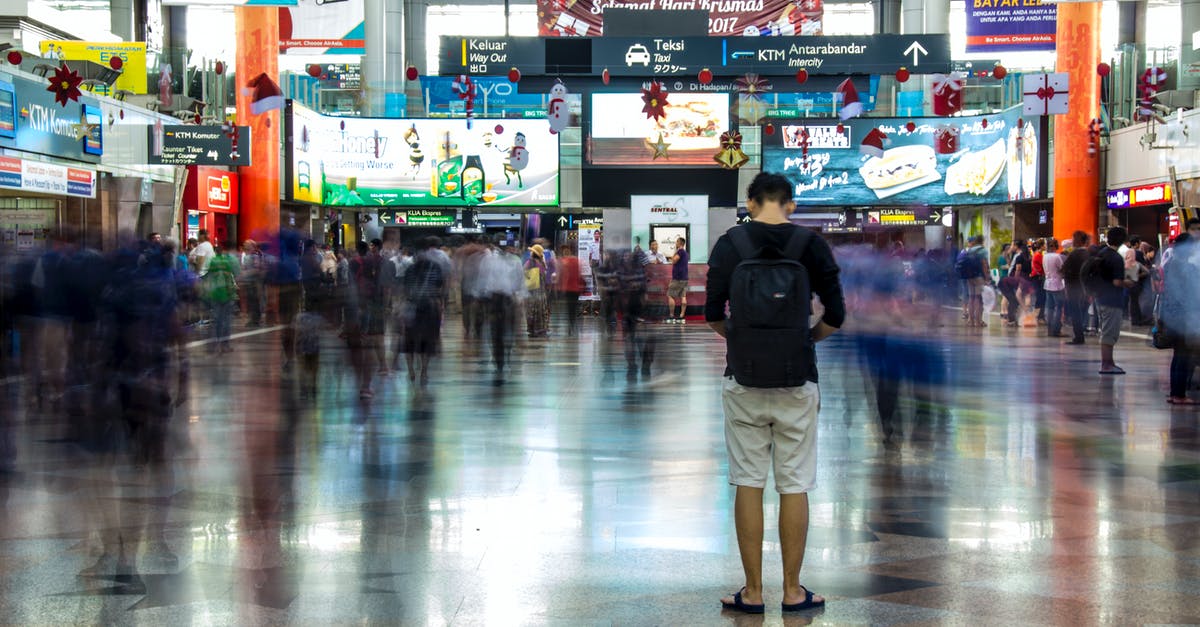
[1030,239,1047,323]
[557,245,584,336]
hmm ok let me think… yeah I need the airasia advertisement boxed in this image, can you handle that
[762,107,1042,207]
[539,0,823,37]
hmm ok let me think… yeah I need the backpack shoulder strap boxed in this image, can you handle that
[782,226,811,261]
[728,226,757,260]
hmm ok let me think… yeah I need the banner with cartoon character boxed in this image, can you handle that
[538,0,822,38]
[288,102,559,207]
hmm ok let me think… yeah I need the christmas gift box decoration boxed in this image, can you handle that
[930,72,965,116]
[934,125,959,154]
[1022,73,1070,116]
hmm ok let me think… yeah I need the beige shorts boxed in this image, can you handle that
[722,377,820,494]
[667,280,688,299]
[1098,304,1123,346]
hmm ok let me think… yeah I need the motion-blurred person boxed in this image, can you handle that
[524,244,551,338]
[557,244,584,336]
[955,235,990,328]
[189,229,215,277]
[1163,220,1200,404]
[1093,226,1135,375]
[1042,238,1066,338]
[401,238,448,387]
[271,232,303,371]
[595,252,621,335]
[456,239,488,339]
[477,237,526,383]
[1062,231,1091,345]
[1031,239,1046,323]
[240,239,266,327]
[707,173,843,614]
[618,250,654,377]
[205,243,240,353]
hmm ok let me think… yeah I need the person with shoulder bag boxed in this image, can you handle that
[706,173,844,615]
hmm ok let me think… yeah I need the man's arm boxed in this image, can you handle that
[804,236,845,340]
[705,237,733,335]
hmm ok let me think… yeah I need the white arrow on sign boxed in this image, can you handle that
[904,41,928,66]
[557,216,568,226]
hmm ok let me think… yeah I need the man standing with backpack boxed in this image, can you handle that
[955,235,991,328]
[1084,226,1135,374]
[706,173,844,614]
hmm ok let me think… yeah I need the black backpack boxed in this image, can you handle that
[725,225,814,388]
[403,257,444,303]
[955,248,983,279]
[1080,250,1107,296]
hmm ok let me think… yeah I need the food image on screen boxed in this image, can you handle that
[859,145,940,199]
[1021,123,1037,200]
[589,93,729,165]
[945,139,1006,196]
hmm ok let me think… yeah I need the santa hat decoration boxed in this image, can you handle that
[860,128,888,158]
[244,73,283,115]
[836,78,864,120]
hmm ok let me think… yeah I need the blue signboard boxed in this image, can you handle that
[2,74,103,162]
[420,76,546,117]
[762,107,1041,207]
[965,2,1057,52]
[0,82,14,139]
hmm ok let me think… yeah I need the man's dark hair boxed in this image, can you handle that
[356,241,369,255]
[198,229,208,238]
[1176,233,1191,245]
[1072,230,1089,247]
[370,238,383,248]
[1106,226,1128,247]
[424,236,442,250]
[1128,235,1141,246]
[1016,240,1028,250]
[677,237,687,247]
[747,172,794,205]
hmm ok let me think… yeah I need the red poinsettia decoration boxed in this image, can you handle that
[734,73,770,100]
[47,63,83,107]
[641,81,669,122]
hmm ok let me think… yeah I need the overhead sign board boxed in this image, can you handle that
[379,208,456,226]
[443,37,547,76]
[279,0,365,55]
[6,75,103,163]
[438,35,952,77]
[147,125,251,167]
[965,0,1057,52]
[1106,183,1173,209]
[38,41,148,95]
[763,107,1041,207]
[538,0,824,37]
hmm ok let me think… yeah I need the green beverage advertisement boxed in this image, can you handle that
[289,103,559,207]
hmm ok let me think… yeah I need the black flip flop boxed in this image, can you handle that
[782,587,826,612]
[721,587,765,614]
[1099,367,1126,375]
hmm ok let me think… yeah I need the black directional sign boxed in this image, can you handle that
[437,35,951,77]
[147,125,251,167]
[441,37,546,75]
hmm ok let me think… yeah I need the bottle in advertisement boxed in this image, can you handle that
[461,155,485,202]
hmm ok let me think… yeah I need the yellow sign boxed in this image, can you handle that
[38,41,148,95]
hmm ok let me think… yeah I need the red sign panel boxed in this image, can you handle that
[537,0,823,37]
[184,166,239,214]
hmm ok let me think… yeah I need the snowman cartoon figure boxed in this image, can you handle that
[547,82,569,134]
[506,132,529,188]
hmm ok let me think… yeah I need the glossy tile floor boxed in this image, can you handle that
[2,313,1199,626]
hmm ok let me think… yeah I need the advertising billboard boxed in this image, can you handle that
[5,75,104,163]
[762,107,1041,207]
[965,1,1057,52]
[589,93,729,166]
[288,103,559,207]
[538,0,823,37]
[279,0,365,55]
[38,41,148,95]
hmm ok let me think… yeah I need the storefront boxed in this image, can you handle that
[0,71,103,247]
[1106,182,1175,243]
[181,166,239,247]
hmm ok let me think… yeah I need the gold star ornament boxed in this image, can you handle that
[647,132,671,160]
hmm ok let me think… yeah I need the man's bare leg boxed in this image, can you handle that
[721,486,765,605]
[780,492,824,605]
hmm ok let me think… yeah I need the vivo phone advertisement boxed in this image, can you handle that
[288,103,559,207]
[589,93,730,166]
[762,107,1041,207]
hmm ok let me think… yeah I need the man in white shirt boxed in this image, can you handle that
[189,229,215,277]
[1042,238,1067,337]
[647,239,668,264]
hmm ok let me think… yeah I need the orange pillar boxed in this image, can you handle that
[234,6,281,243]
[1052,2,1102,244]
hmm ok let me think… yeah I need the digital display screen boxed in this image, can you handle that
[589,92,730,166]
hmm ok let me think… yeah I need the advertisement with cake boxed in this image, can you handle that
[763,107,1041,207]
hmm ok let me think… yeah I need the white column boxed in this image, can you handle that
[364,0,406,116]
[1181,0,1200,90]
